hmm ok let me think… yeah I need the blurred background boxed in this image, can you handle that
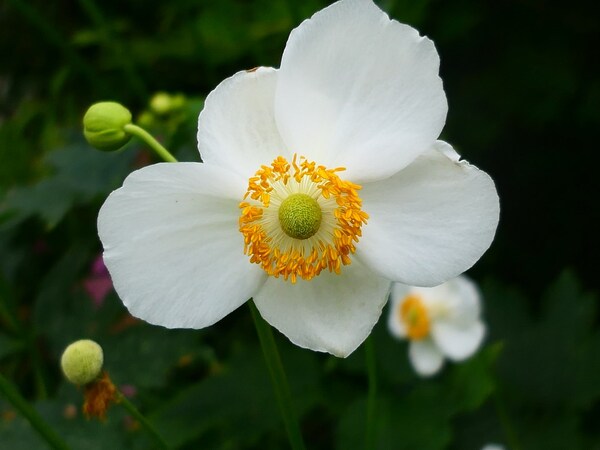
[0,0,598,449]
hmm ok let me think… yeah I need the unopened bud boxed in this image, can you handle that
[150,92,186,115]
[83,102,132,151]
[61,339,104,385]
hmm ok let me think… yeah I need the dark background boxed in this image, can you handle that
[1,0,598,449]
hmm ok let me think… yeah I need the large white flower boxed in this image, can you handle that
[388,275,486,376]
[98,0,499,357]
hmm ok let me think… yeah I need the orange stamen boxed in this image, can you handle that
[239,154,368,283]
[398,294,430,340]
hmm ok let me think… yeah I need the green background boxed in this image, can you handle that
[1,0,598,448]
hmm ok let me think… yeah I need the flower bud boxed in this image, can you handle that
[61,339,104,385]
[150,92,186,115]
[83,102,132,151]
[149,92,172,115]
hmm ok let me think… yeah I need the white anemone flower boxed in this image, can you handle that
[98,0,499,357]
[388,275,486,376]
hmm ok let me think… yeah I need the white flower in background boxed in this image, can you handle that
[388,275,485,376]
[98,0,499,357]
[482,445,505,450]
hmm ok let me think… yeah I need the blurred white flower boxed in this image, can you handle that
[98,0,499,358]
[388,275,485,376]
[482,445,505,450]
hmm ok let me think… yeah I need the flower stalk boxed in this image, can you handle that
[0,373,70,450]
[364,336,377,450]
[249,300,306,450]
[117,392,170,450]
[123,124,177,162]
[145,131,303,450]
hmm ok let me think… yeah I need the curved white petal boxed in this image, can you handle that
[387,283,410,338]
[431,320,485,361]
[409,339,444,376]
[438,275,482,324]
[357,141,500,287]
[408,275,481,324]
[275,0,447,182]
[98,163,266,329]
[253,259,391,357]
[197,67,287,179]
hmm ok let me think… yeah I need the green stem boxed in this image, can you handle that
[27,334,48,400]
[249,301,306,450]
[0,293,20,336]
[123,124,177,163]
[493,386,521,450]
[0,288,47,399]
[0,373,70,450]
[117,393,170,449]
[364,336,377,450]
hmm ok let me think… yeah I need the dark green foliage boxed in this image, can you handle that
[1,0,598,448]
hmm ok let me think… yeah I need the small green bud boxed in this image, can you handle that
[150,92,186,115]
[137,111,155,129]
[83,102,132,151]
[149,92,172,115]
[61,339,104,385]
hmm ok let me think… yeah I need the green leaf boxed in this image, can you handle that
[1,137,136,230]
[150,340,320,449]
[444,343,501,413]
[336,388,453,450]
[0,333,25,360]
[498,271,600,409]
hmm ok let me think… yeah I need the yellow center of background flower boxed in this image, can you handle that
[399,294,430,340]
[239,154,368,283]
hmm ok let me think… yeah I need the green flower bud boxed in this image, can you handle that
[83,102,132,151]
[61,339,104,385]
[137,111,155,129]
[150,92,186,115]
[149,92,172,115]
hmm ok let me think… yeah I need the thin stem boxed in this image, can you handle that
[364,336,377,450]
[493,385,521,450]
[28,334,48,400]
[249,301,306,450]
[0,291,20,335]
[117,393,170,449]
[0,373,70,450]
[0,289,47,399]
[123,124,178,163]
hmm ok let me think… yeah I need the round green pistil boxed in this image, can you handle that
[278,193,322,240]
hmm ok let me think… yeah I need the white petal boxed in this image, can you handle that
[408,339,445,377]
[431,320,485,361]
[197,67,287,179]
[253,259,391,357]
[275,0,447,182]
[439,275,482,324]
[98,163,266,329]
[387,283,410,338]
[482,445,505,450]
[408,274,482,324]
[357,141,500,287]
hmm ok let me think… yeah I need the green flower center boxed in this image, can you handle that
[278,193,322,240]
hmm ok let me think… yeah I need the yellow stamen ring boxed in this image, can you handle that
[239,154,368,283]
[398,294,430,340]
